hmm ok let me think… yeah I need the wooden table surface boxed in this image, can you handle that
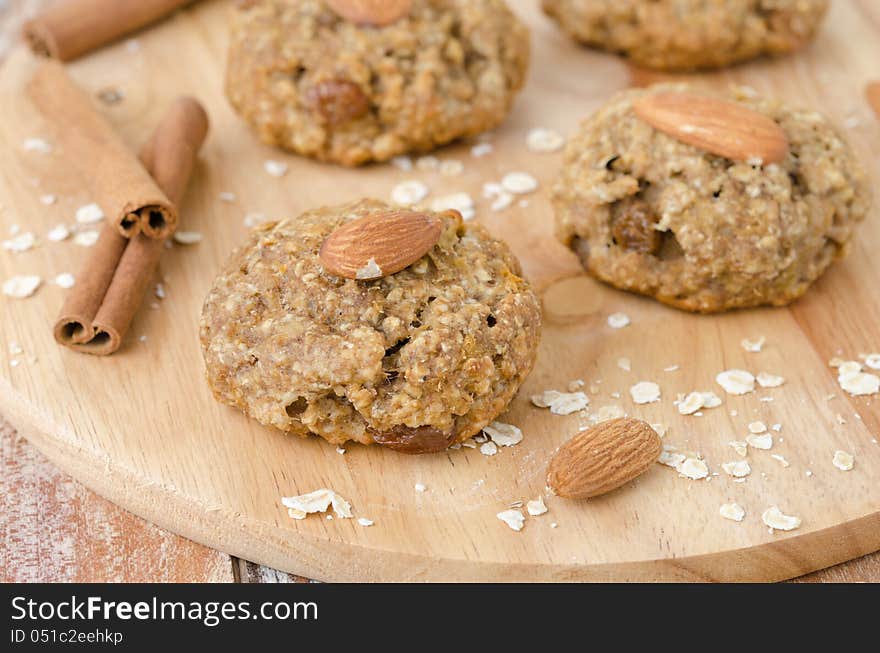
[1,0,877,583]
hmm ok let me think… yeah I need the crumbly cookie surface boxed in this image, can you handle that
[226,0,530,165]
[542,0,828,71]
[200,199,541,453]
[552,84,871,313]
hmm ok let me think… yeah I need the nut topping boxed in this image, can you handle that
[633,92,789,164]
[325,0,412,27]
[319,209,443,280]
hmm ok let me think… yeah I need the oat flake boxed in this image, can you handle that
[173,231,203,245]
[531,390,589,415]
[357,518,374,527]
[526,127,565,153]
[748,421,767,434]
[746,433,773,450]
[264,160,288,177]
[716,369,755,395]
[430,192,474,220]
[480,441,498,456]
[658,449,686,469]
[23,137,52,153]
[864,354,880,370]
[839,371,880,396]
[607,312,630,329]
[678,392,704,415]
[762,506,801,532]
[527,496,548,516]
[2,275,41,298]
[75,203,105,224]
[47,224,70,242]
[497,509,525,532]
[741,336,766,352]
[617,357,631,371]
[630,381,661,404]
[501,172,538,195]
[390,180,429,206]
[729,440,749,457]
[757,372,785,388]
[679,457,709,480]
[54,273,75,289]
[720,503,746,522]
[771,454,790,468]
[2,232,36,253]
[73,230,100,247]
[590,404,626,424]
[355,258,383,280]
[483,421,523,447]
[722,460,751,478]
[832,450,854,471]
[414,483,426,493]
[281,489,352,520]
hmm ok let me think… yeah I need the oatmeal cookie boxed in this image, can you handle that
[225,0,530,166]
[200,199,541,453]
[552,84,871,313]
[542,0,828,71]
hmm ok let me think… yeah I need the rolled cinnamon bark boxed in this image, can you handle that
[24,0,197,62]
[27,59,177,240]
[54,97,209,355]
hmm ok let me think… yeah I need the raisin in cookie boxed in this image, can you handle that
[226,0,530,166]
[552,84,870,313]
[200,199,541,453]
[542,0,828,71]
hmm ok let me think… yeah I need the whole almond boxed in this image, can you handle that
[546,418,662,499]
[325,0,412,27]
[319,210,442,280]
[632,92,789,165]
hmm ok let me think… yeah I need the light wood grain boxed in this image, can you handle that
[1,0,879,582]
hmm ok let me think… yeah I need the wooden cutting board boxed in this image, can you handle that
[1,0,879,582]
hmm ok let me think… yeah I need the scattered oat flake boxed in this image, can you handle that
[357,518,374,527]
[679,457,709,480]
[678,392,704,415]
[501,172,538,195]
[40,194,57,205]
[722,460,751,478]
[47,224,70,242]
[720,503,745,522]
[531,390,589,415]
[391,155,413,171]
[590,404,626,423]
[414,483,426,493]
[54,273,75,289]
[762,506,801,532]
[2,232,36,252]
[264,160,288,177]
[658,449,686,469]
[416,155,439,170]
[526,127,565,153]
[2,275,41,298]
[218,191,237,202]
[281,489,352,520]
[729,440,749,457]
[497,509,525,532]
[470,143,493,158]
[75,203,104,224]
[832,450,854,471]
[483,421,523,447]
[390,180,429,206]
[23,137,52,153]
[664,364,680,372]
[746,433,773,450]
[864,354,880,370]
[771,454,790,468]
[244,212,268,228]
[741,336,766,352]
[838,370,880,396]
[650,423,668,438]
[9,342,23,356]
[439,159,464,176]
[757,372,785,388]
[630,381,660,404]
[430,192,474,221]
[480,441,498,456]
[617,357,631,371]
[73,230,100,247]
[748,421,767,434]
[716,369,755,395]
[607,312,630,328]
[527,496,548,516]
[173,231,202,245]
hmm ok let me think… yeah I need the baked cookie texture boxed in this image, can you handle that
[542,0,829,71]
[552,84,871,313]
[226,0,530,165]
[200,199,541,453]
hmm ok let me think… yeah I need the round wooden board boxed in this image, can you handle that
[2,0,880,582]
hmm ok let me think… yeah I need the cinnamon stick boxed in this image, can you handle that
[24,0,198,62]
[54,97,209,355]
[27,59,177,240]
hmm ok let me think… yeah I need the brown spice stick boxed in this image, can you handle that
[23,0,197,62]
[54,97,209,355]
[26,59,177,240]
